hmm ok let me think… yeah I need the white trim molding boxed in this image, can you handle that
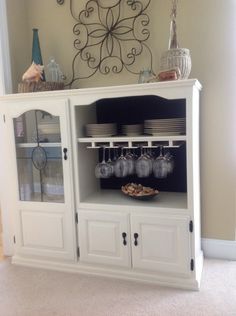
[0,0,12,94]
[202,238,236,261]
[0,0,13,256]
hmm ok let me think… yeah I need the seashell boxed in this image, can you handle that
[22,62,44,82]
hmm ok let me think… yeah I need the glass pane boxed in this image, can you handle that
[41,147,64,203]
[14,110,64,203]
[14,110,61,144]
[37,110,61,143]
[16,147,41,202]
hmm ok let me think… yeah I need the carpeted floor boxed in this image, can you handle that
[0,258,236,316]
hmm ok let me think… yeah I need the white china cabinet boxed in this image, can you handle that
[0,79,203,289]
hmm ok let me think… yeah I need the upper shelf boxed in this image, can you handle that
[0,79,202,102]
[16,142,61,148]
[77,135,187,148]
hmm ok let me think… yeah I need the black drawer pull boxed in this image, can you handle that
[63,148,68,160]
[122,232,127,246]
[134,233,139,246]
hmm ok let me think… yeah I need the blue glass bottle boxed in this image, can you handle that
[32,28,45,81]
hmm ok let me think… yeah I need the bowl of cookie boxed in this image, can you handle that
[121,183,159,201]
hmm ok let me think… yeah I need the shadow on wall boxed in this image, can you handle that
[0,210,4,260]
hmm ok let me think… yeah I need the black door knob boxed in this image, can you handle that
[122,232,127,246]
[63,148,68,160]
[134,233,139,246]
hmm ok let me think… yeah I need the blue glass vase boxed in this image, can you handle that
[32,28,45,81]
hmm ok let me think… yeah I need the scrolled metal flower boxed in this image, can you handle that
[66,0,153,87]
[57,0,64,5]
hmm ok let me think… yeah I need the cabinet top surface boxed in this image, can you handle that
[0,79,202,101]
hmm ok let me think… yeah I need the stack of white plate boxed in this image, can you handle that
[85,123,117,137]
[121,124,143,136]
[144,118,186,136]
[38,123,61,142]
[38,123,60,135]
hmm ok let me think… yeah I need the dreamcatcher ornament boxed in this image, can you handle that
[160,0,191,80]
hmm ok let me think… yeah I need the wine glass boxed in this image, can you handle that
[135,147,152,178]
[95,147,113,178]
[114,147,129,178]
[112,147,118,163]
[153,146,168,178]
[165,151,175,174]
[143,147,153,173]
[106,147,114,176]
[125,148,135,175]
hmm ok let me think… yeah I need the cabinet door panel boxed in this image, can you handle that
[131,214,191,275]
[14,208,75,260]
[21,210,64,249]
[79,210,131,267]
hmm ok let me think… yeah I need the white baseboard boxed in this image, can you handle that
[201,238,236,260]
[12,255,201,290]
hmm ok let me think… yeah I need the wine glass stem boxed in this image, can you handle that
[102,147,106,163]
[108,148,112,162]
[160,145,163,157]
[140,146,143,157]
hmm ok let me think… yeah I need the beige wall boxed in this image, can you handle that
[6,0,30,92]
[6,0,236,240]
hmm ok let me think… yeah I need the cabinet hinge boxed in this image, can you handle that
[189,220,194,233]
[13,235,16,244]
[75,212,78,224]
[3,114,6,123]
[77,247,80,257]
[190,259,194,271]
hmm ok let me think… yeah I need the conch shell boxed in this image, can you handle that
[22,62,44,82]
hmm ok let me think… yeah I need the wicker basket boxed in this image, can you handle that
[160,48,191,79]
[18,81,64,93]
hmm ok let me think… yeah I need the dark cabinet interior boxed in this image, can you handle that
[94,95,187,193]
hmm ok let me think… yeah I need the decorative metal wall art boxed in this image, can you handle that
[57,0,153,87]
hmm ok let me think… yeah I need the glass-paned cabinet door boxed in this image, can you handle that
[13,110,64,203]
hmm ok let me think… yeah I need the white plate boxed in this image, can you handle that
[123,132,143,136]
[86,123,116,127]
[87,134,116,137]
[144,131,184,136]
[145,118,185,123]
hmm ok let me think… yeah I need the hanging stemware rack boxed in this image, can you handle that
[77,135,186,149]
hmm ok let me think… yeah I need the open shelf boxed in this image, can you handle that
[79,190,187,211]
[76,94,188,210]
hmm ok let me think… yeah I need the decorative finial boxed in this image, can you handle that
[168,0,179,49]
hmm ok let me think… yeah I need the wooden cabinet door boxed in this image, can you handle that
[78,210,131,267]
[5,98,76,261]
[131,214,191,276]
